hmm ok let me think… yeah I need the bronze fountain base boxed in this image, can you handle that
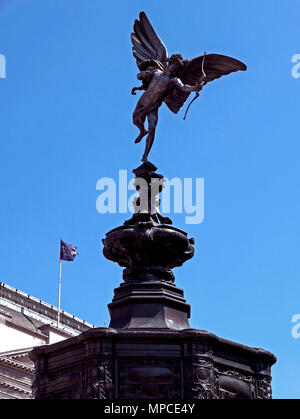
[30,162,276,399]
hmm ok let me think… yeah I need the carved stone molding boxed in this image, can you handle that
[257,375,272,399]
[89,358,113,399]
[184,359,219,399]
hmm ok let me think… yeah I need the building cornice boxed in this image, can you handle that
[0,380,31,396]
[0,282,93,333]
[0,356,34,374]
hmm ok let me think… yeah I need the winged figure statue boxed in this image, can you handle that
[131,12,247,163]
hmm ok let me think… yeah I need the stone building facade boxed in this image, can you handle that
[0,282,93,399]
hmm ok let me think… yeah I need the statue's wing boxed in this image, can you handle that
[131,12,168,69]
[164,54,247,114]
[179,53,247,84]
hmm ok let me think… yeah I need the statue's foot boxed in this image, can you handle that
[135,130,148,144]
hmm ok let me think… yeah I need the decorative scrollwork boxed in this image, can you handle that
[90,358,113,399]
[258,376,272,399]
[184,359,219,399]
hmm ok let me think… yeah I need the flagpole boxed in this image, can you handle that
[57,241,62,327]
[57,238,78,327]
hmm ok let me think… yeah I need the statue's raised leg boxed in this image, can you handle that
[142,109,158,162]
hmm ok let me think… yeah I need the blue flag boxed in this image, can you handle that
[60,239,78,261]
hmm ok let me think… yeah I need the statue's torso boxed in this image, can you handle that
[138,71,171,107]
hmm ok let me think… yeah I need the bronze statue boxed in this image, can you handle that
[131,12,247,163]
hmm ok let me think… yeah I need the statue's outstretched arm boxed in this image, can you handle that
[171,77,203,93]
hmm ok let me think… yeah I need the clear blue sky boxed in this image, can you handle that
[0,0,299,399]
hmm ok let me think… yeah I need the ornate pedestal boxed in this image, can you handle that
[30,328,275,399]
[30,162,276,399]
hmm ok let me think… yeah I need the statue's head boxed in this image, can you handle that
[167,54,184,74]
